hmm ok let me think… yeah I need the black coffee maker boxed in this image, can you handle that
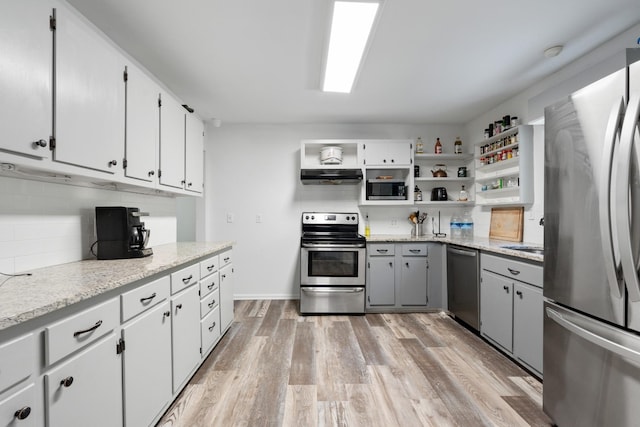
[95,207,153,260]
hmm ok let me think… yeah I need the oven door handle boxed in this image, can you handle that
[301,243,365,249]
[301,287,364,293]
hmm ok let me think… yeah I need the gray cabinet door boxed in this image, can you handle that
[400,257,428,306]
[171,285,201,393]
[367,257,395,306]
[513,282,543,374]
[219,264,235,332]
[480,270,513,352]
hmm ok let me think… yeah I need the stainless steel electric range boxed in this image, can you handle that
[299,212,366,314]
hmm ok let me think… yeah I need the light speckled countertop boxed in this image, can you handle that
[0,241,233,332]
[366,234,543,263]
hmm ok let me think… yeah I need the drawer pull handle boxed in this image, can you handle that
[409,249,421,253]
[207,265,215,271]
[14,406,31,420]
[208,321,216,331]
[208,300,216,308]
[176,303,183,310]
[207,283,215,290]
[224,257,230,262]
[73,320,102,337]
[60,376,74,387]
[140,293,157,303]
[377,249,388,253]
[507,268,520,275]
[163,311,171,318]
[182,274,193,284]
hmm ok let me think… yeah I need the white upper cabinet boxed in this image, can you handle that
[362,140,413,166]
[0,1,52,159]
[159,92,186,189]
[184,113,204,193]
[54,5,125,174]
[124,64,160,183]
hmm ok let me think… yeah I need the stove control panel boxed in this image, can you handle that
[302,212,359,225]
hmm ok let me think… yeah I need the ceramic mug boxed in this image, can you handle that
[457,167,467,177]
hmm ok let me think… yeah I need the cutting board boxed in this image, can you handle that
[489,207,524,242]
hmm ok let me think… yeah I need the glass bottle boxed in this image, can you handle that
[450,213,462,240]
[414,185,422,201]
[454,136,463,154]
[364,214,371,237]
[415,137,424,154]
[461,211,474,240]
[435,137,442,154]
[459,184,468,201]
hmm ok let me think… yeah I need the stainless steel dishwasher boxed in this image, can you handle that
[447,245,480,331]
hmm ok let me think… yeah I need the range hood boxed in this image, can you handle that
[300,168,363,185]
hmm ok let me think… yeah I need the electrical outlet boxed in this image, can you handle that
[256,214,263,223]
[390,219,398,227]
[226,213,234,223]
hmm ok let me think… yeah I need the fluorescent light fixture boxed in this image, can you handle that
[322,1,380,93]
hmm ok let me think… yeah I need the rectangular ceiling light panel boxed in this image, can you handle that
[322,1,380,93]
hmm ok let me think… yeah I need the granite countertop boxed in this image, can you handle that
[0,241,233,332]
[366,234,544,263]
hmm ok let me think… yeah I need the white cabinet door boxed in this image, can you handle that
[159,92,185,189]
[125,63,160,183]
[44,333,122,427]
[0,383,36,427]
[367,256,395,306]
[171,285,201,392]
[400,257,428,306]
[480,270,513,352]
[0,1,52,159]
[362,140,412,166]
[513,282,543,374]
[54,6,125,174]
[184,114,204,193]
[121,301,172,427]
[219,264,235,332]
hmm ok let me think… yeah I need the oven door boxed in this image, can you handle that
[300,245,365,286]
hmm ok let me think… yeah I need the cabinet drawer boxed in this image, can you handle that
[481,253,542,287]
[200,273,219,299]
[219,250,233,268]
[200,255,219,279]
[401,244,428,256]
[45,298,119,366]
[120,275,170,322]
[170,263,200,294]
[200,306,220,355]
[200,288,220,319]
[0,333,35,394]
[0,383,36,427]
[368,244,395,256]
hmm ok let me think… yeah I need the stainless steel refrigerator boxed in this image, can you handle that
[544,48,640,427]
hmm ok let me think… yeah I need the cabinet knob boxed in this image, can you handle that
[405,262,409,268]
[14,406,31,420]
[383,159,387,163]
[516,290,523,298]
[60,376,74,387]
[148,170,155,176]
[163,311,171,318]
[503,285,510,293]
[176,303,183,310]
[188,182,193,187]
[181,180,186,185]
[108,160,117,167]
[33,139,47,148]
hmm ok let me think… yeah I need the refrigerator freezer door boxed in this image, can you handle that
[627,58,640,331]
[544,67,626,327]
[544,301,640,427]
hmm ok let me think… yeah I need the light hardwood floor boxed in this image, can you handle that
[157,300,552,427]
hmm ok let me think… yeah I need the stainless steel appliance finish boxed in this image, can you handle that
[544,48,640,426]
[447,245,479,330]
[300,212,366,314]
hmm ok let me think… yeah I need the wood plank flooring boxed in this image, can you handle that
[157,300,551,427]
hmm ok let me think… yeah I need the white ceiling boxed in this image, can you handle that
[67,0,640,125]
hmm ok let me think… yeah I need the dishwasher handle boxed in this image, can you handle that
[448,247,477,257]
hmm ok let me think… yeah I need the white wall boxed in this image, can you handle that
[0,176,177,274]
[202,123,465,299]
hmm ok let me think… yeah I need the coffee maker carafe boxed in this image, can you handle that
[95,207,153,260]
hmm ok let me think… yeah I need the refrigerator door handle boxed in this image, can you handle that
[599,98,625,299]
[546,307,640,362]
[616,93,640,302]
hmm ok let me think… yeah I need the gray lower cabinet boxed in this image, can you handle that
[170,284,201,393]
[367,243,438,311]
[480,252,543,377]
